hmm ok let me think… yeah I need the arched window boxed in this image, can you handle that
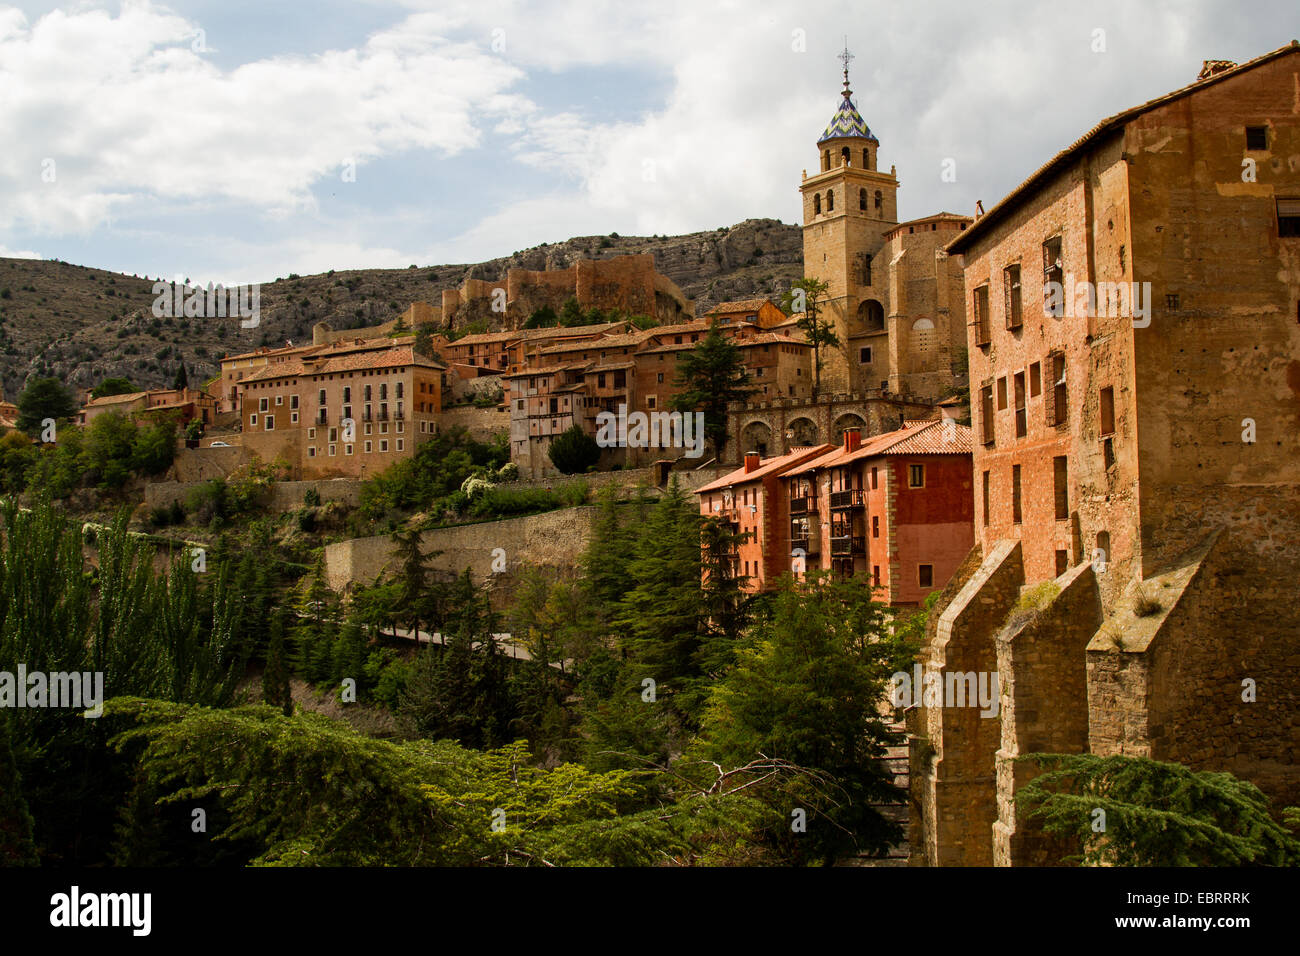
[874,190,883,212]
[912,317,936,351]
[863,148,870,169]
[822,150,830,172]
[827,189,834,212]
[858,300,885,332]
[841,146,851,166]
[859,188,867,211]
[813,193,821,215]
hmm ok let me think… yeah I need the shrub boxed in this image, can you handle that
[1133,585,1163,618]
[303,487,321,507]
[548,424,600,475]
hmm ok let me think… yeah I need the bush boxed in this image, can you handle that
[548,424,600,475]
[303,487,321,507]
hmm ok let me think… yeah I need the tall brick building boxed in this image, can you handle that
[799,48,972,399]
[915,43,1300,866]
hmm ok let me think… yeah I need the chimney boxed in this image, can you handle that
[843,429,862,452]
[744,451,761,473]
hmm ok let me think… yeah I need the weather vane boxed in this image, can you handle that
[838,38,853,94]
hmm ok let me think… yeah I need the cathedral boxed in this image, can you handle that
[798,48,971,402]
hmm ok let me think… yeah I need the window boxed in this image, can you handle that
[873,565,881,586]
[397,439,404,451]
[1029,362,1041,397]
[859,188,867,210]
[827,189,834,212]
[364,384,372,401]
[909,464,925,488]
[379,384,388,400]
[308,447,316,458]
[1246,125,1268,150]
[1055,550,1069,577]
[871,466,878,489]
[647,396,657,409]
[859,346,873,363]
[345,443,354,455]
[1012,464,1022,523]
[265,415,274,431]
[1100,386,1115,435]
[380,440,389,452]
[874,190,882,211]
[318,388,327,406]
[982,470,990,527]
[919,565,933,588]
[1096,531,1111,569]
[1043,236,1064,315]
[1014,372,1027,438]
[973,284,991,346]
[290,412,298,424]
[329,427,338,443]
[1278,198,1300,237]
[981,384,995,445]
[364,441,372,453]
[872,515,880,538]
[1003,264,1022,328]
[1054,456,1069,520]
[656,373,664,383]
[249,413,257,427]
[259,397,268,412]
[307,428,316,439]
[1166,293,1181,309]
[996,377,1008,411]
[813,194,821,215]
[290,395,299,410]
[343,386,351,403]
[1046,353,1067,426]
[328,444,336,456]
[275,395,283,406]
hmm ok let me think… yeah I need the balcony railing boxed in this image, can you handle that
[829,534,865,556]
[829,489,864,510]
[790,535,820,555]
[789,495,819,514]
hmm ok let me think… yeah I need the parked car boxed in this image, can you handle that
[208,441,231,448]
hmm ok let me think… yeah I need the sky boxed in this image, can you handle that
[0,0,1295,284]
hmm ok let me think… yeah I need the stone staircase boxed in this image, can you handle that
[845,721,911,866]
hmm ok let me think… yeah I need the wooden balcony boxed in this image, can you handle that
[829,534,865,556]
[789,495,819,514]
[829,489,864,510]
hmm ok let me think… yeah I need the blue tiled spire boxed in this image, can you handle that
[818,42,877,144]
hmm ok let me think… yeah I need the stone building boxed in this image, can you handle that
[441,253,694,330]
[798,49,972,400]
[915,42,1300,867]
[782,420,974,605]
[240,338,446,479]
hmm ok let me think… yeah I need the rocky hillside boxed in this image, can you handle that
[0,218,802,399]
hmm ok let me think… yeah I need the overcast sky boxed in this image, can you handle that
[0,0,1295,283]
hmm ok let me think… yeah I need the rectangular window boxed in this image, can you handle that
[919,564,933,588]
[259,397,268,412]
[1246,125,1268,150]
[647,396,657,409]
[873,566,881,586]
[1029,362,1041,397]
[380,440,389,452]
[859,346,873,363]
[291,412,299,424]
[1053,456,1069,520]
[1055,549,1069,577]
[871,467,878,489]
[973,284,991,346]
[1046,353,1067,426]
[996,376,1008,411]
[1043,236,1064,316]
[364,441,372,453]
[329,427,338,443]
[307,447,316,458]
[1003,264,1022,329]
[290,395,299,410]
[981,384,995,445]
[397,439,404,451]
[909,464,925,488]
[249,413,257,427]
[308,427,316,440]
[872,515,880,538]
[275,395,283,406]
[318,388,327,406]
[982,470,990,527]
[328,444,336,457]
[343,386,351,403]
[1012,464,1022,524]
[1099,386,1115,436]
[1277,198,1300,237]
[1014,372,1027,438]
[265,415,274,431]
[345,444,354,456]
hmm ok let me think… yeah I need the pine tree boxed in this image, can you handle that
[0,720,38,866]
[669,324,756,457]
[262,609,293,716]
[173,362,189,390]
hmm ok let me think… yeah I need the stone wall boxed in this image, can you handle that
[914,539,1022,867]
[167,445,248,482]
[322,505,603,593]
[439,403,510,441]
[144,477,363,512]
[994,561,1102,866]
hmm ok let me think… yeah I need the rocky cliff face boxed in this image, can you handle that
[0,217,803,399]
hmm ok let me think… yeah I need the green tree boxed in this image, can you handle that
[17,376,77,434]
[1015,753,1300,866]
[524,305,558,329]
[669,324,756,458]
[412,323,439,359]
[0,720,38,866]
[548,424,600,475]
[262,609,293,716]
[90,377,138,399]
[698,571,918,864]
[173,362,188,390]
[558,296,583,327]
[80,411,137,488]
[782,277,839,396]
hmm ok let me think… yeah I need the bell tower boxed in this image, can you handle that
[799,43,900,393]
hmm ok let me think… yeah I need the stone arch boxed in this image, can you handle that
[874,189,883,212]
[841,145,851,166]
[833,412,867,439]
[826,189,834,212]
[912,317,936,351]
[859,188,867,211]
[813,193,821,215]
[741,420,772,458]
[858,299,885,332]
[786,416,819,446]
